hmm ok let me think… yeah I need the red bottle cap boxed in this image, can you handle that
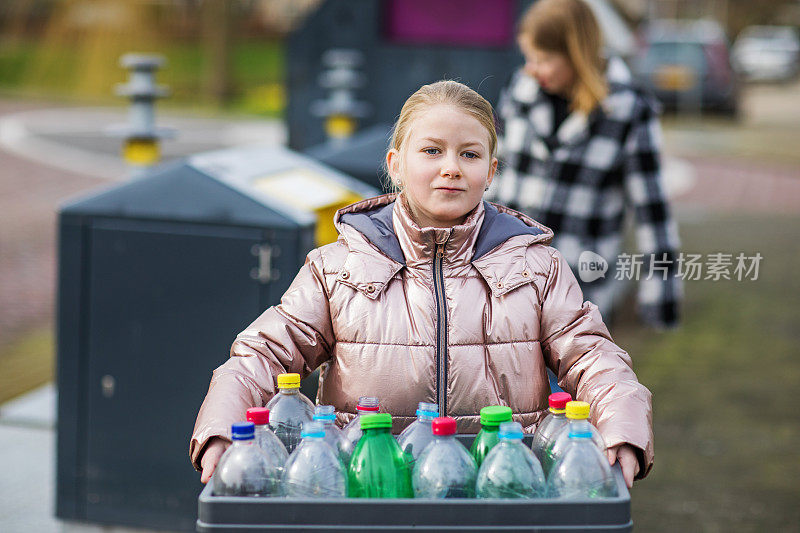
[246,407,269,425]
[548,392,572,410]
[432,416,457,436]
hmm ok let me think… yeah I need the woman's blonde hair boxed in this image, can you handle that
[519,0,607,114]
[386,80,497,190]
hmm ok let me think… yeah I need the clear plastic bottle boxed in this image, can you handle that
[265,373,315,454]
[212,422,283,497]
[470,405,513,467]
[246,407,289,472]
[397,401,438,469]
[412,416,477,498]
[312,405,351,466]
[544,401,606,477]
[341,396,379,453]
[282,421,347,498]
[545,412,618,499]
[530,392,571,467]
[348,413,413,498]
[476,421,546,499]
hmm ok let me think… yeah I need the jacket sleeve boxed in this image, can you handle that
[189,247,335,471]
[622,98,683,328]
[539,248,654,479]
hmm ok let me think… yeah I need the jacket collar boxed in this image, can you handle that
[335,194,553,298]
[509,56,633,148]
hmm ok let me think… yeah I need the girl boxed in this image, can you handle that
[488,0,682,328]
[191,80,653,488]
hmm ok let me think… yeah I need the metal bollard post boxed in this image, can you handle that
[111,53,174,168]
[310,48,370,141]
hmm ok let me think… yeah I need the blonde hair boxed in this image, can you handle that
[519,0,608,114]
[386,80,497,191]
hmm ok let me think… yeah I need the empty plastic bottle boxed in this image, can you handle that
[265,373,315,454]
[530,392,571,467]
[412,416,477,498]
[312,405,351,466]
[470,405,513,467]
[545,403,618,499]
[544,401,606,477]
[212,422,282,497]
[282,421,347,498]
[397,402,438,469]
[476,422,546,499]
[246,407,289,472]
[348,413,413,498]
[341,396,379,452]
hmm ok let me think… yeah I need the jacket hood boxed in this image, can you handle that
[334,193,553,266]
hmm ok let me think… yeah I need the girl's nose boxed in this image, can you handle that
[440,157,461,179]
[524,60,538,77]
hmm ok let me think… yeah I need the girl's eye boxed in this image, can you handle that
[424,148,440,155]
[462,151,478,159]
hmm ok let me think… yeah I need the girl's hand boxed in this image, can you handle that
[606,444,640,489]
[200,437,230,484]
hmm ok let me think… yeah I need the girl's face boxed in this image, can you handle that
[518,35,576,97]
[387,104,497,229]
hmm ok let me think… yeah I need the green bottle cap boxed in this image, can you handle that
[479,405,513,426]
[360,412,392,430]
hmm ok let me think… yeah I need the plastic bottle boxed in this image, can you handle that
[545,402,618,499]
[412,416,477,498]
[312,404,351,466]
[341,396,379,452]
[544,401,606,477]
[265,373,315,454]
[397,402,439,469]
[470,405,513,467]
[348,413,413,498]
[282,421,347,498]
[211,422,282,497]
[476,421,546,499]
[530,392,571,467]
[246,407,289,472]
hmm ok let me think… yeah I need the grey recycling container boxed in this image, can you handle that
[196,435,632,532]
[56,145,378,531]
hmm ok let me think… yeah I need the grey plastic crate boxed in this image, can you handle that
[197,435,632,532]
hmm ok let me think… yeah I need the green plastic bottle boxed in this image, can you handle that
[347,413,413,498]
[470,405,513,467]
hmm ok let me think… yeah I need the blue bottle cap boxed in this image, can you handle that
[301,420,326,439]
[416,401,439,419]
[498,421,524,440]
[313,405,336,422]
[231,422,255,440]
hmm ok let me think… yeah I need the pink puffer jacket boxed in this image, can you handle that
[190,194,654,478]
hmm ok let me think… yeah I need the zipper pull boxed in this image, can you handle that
[437,244,445,257]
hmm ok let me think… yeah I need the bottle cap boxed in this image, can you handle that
[416,402,439,419]
[548,392,572,412]
[356,396,380,412]
[246,407,269,425]
[277,373,301,388]
[479,405,513,426]
[313,405,336,422]
[301,420,326,439]
[431,416,457,436]
[565,401,590,420]
[360,412,392,430]
[231,422,255,440]
[498,421,524,440]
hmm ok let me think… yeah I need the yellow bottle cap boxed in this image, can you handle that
[565,401,590,420]
[277,373,301,388]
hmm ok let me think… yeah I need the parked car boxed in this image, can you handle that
[634,19,740,116]
[732,25,800,82]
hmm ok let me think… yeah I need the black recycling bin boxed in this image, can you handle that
[56,145,377,531]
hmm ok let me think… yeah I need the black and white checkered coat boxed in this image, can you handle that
[487,60,682,327]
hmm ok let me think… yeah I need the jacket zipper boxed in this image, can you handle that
[433,242,448,417]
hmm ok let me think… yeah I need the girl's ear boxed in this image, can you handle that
[386,149,402,186]
[486,157,499,188]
